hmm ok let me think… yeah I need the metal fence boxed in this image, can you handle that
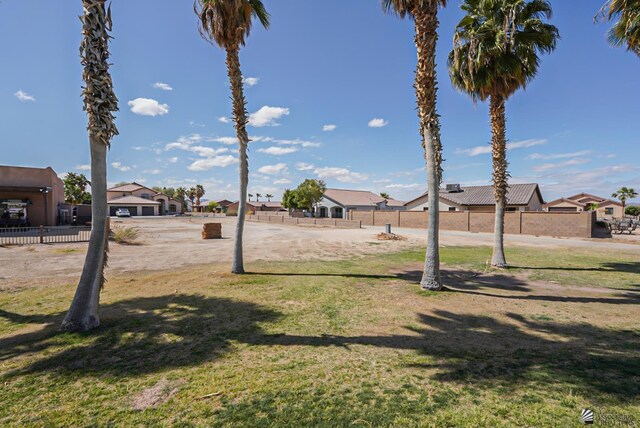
[0,226,92,245]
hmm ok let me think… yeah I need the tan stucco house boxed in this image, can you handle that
[0,165,65,226]
[316,189,406,219]
[227,200,286,215]
[107,182,183,216]
[405,183,544,212]
[543,192,623,219]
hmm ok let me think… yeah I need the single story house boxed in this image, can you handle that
[543,192,623,219]
[0,165,65,226]
[315,188,406,219]
[107,182,183,216]
[405,183,544,212]
[226,201,286,215]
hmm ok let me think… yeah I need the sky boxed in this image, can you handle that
[0,0,638,203]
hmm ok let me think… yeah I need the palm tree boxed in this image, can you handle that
[586,202,600,212]
[382,0,447,290]
[195,184,205,207]
[196,0,269,274]
[175,186,188,210]
[248,193,254,201]
[448,0,559,267]
[188,187,197,211]
[265,193,273,201]
[612,186,638,216]
[61,0,119,332]
[255,192,262,201]
[380,192,390,199]
[599,0,640,56]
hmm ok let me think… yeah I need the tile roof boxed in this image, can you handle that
[384,198,406,207]
[323,189,385,207]
[407,183,542,207]
[107,182,147,192]
[107,195,161,205]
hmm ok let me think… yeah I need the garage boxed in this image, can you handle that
[141,206,154,216]
[110,206,138,216]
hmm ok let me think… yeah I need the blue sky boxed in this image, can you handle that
[1,0,638,202]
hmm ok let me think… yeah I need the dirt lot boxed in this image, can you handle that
[1,216,638,290]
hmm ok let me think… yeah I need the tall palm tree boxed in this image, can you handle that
[248,193,254,201]
[187,187,197,211]
[255,192,262,201]
[599,0,640,56]
[265,193,273,201]
[449,0,559,267]
[195,184,205,207]
[196,0,269,274]
[612,186,638,215]
[382,0,447,290]
[61,0,118,332]
[175,186,188,210]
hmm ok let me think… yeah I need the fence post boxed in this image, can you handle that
[39,225,44,244]
[397,210,401,227]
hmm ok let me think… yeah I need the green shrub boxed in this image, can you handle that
[110,225,139,244]
[625,206,640,217]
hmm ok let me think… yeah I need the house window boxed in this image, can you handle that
[423,207,428,211]
[169,204,177,213]
[506,207,517,212]
[141,193,151,200]
[605,208,614,215]
[448,207,456,212]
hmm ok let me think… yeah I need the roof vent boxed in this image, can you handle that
[446,184,461,193]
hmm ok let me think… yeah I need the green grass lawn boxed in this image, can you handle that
[1,246,639,427]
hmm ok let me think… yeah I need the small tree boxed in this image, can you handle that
[626,206,640,217]
[586,203,600,211]
[265,193,273,202]
[256,192,262,202]
[294,179,326,216]
[248,193,254,201]
[207,201,220,212]
[282,189,300,213]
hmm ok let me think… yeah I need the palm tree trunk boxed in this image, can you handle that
[490,95,508,268]
[61,136,108,331]
[414,5,444,290]
[226,47,250,274]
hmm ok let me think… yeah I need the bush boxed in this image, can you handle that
[110,225,139,244]
[625,206,640,217]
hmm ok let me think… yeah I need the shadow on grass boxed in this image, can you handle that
[0,295,280,377]
[510,261,640,275]
[1,292,639,399]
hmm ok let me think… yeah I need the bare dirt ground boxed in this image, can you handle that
[1,216,638,290]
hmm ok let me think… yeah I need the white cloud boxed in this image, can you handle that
[244,77,259,87]
[257,163,288,175]
[258,146,298,155]
[368,118,388,128]
[218,116,231,123]
[168,157,178,163]
[111,162,131,172]
[273,178,292,185]
[296,162,315,171]
[276,139,321,148]
[188,155,238,171]
[144,169,162,175]
[314,167,368,183]
[132,146,146,151]
[128,98,169,116]
[75,164,91,171]
[190,146,229,157]
[14,90,35,102]
[152,82,173,91]
[374,179,392,184]
[533,158,590,172]
[323,124,337,132]
[211,136,238,145]
[385,183,422,189]
[528,150,592,160]
[457,139,547,156]
[249,106,290,127]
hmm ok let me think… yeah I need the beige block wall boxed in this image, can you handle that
[349,210,594,238]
